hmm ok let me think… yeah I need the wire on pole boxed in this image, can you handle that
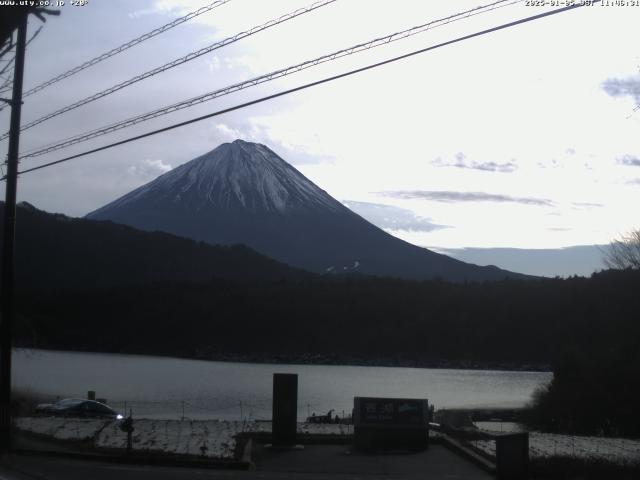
[6,2,596,180]
[0,0,337,140]
[20,0,233,99]
[0,26,42,113]
[18,0,523,159]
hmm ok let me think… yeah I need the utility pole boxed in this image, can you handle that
[0,14,28,452]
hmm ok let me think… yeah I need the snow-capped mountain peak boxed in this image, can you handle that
[87,140,524,282]
[103,140,340,215]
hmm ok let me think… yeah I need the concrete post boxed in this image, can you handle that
[496,432,529,480]
[272,373,297,446]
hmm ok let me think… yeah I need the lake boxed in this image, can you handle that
[13,349,551,420]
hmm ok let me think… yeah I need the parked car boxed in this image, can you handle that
[35,398,123,419]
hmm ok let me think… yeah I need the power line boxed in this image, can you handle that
[0,40,14,60]
[0,73,13,93]
[9,2,594,180]
[0,26,42,113]
[18,0,519,158]
[0,56,15,77]
[25,25,43,48]
[19,0,523,160]
[0,0,337,141]
[20,0,232,99]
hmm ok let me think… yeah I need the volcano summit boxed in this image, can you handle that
[87,140,522,281]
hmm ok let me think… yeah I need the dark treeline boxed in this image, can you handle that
[1,202,311,291]
[14,269,640,370]
[526,326,640,436]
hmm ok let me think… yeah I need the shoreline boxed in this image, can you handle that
[15,346,552,373]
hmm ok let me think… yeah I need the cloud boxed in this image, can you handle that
[152,0,200,16]
[203,56,222,72]
[213,123,245,141]
[617,154,640,167]
[203,55,255,73]
[572,202,604,210]
[572,202,604,209]
[128,8,161,19]
[209,123,331,165]
[378,190,554,206]
[209,122,268,147]
[602,77,640,103]
[127,159,172,180]
[431,153,517,173]
[343,201,448,232]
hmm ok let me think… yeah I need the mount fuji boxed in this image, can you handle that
[87,140,523,281]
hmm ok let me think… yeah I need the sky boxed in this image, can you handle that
[1,0,639,275]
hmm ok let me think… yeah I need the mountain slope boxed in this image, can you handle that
[1,202,309,291]
[439,245,607,278]
[87,140,524,282]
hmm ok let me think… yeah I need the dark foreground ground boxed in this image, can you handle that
[0,444,492,480]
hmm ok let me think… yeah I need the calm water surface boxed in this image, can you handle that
[14,349,551,420]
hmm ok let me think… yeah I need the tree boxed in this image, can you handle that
[603,229,640,270]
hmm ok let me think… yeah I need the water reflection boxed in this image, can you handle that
[14,349,551,420]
